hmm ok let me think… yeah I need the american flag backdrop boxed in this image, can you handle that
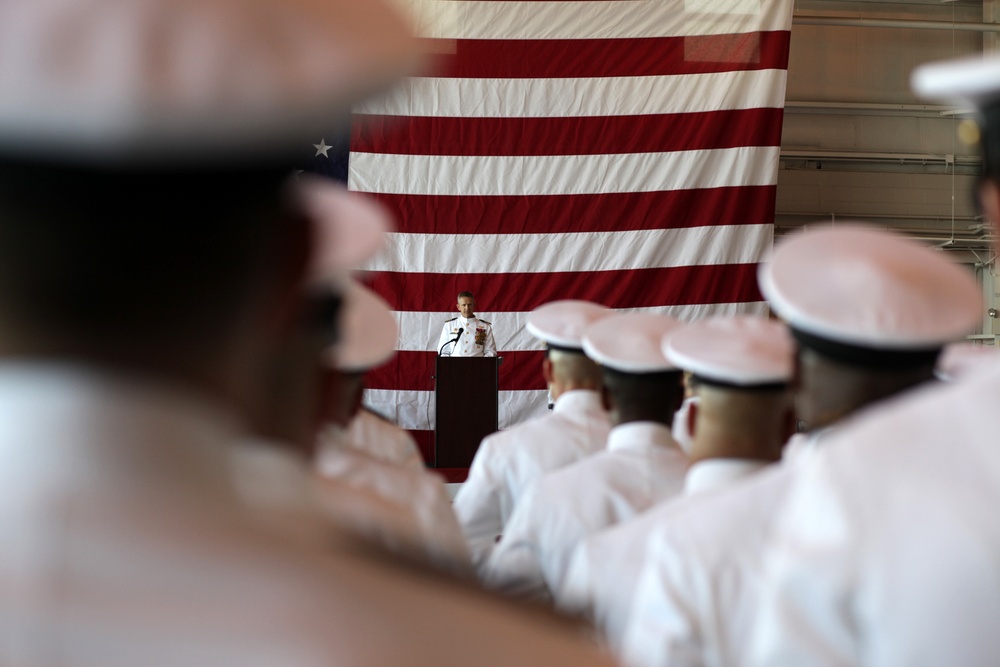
[347,0,795,464]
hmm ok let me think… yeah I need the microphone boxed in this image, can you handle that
[439,328,463,356]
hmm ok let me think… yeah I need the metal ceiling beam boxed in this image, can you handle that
[793,15,1000,30]
[780,148,981,164]
[784,101,964,118]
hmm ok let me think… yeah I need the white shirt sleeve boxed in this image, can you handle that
[404,470,475,577]
[452,438,508,573]
[314,450,473,577]
[482,482,551,601]
[556,542,596,616]
[748,456,860,667]
[621,532,706,667]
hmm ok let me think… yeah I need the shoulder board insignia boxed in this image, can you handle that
[479,319,491,325]
[445,317,458,322]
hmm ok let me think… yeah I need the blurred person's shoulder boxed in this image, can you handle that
[237,523,621,666]
[817,360,1000,476]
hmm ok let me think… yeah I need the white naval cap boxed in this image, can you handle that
[663,316,793,387]
[526,300,612,351]
[911,53,1000,110]
[759,224,982,361]
[0,0,417,163]
[582,313,684,374]
[911,53,1000,176]
[329,281,398,373]
[935,342,1000,382]
[295,176,393,285]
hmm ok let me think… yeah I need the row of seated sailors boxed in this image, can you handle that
[307,224,993,667]
[5,0,994,658]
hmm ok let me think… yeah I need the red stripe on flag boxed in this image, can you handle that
[346,1,790,438]
[352,108,784,157]
[432,468,470,483]
[362,263,764,312]
[421,31,790,78]
[365,186,777,235]
[368,350,548,392]
[407,429,435,466]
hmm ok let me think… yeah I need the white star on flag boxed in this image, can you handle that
[312,139,332,158]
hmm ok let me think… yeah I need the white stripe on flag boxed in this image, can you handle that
[350,0,792,440]
[350,146,779,197]
[421,0,784,40]
[365,224,774,274]
[354,69,787,118]
[394,302,770,352]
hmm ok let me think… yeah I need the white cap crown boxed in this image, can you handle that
[330,281,398,373]
[582,313,684,373]
[663,316,793,386]
[295,177,393,285]
[759,224,982,350]
[0,0,418,162]
[526,300,611,349]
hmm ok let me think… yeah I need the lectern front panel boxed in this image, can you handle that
[434,357,499,468]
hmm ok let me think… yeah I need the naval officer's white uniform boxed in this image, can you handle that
[455,389,611,572]
[485,421,687,601]
[559,315,798,653]
[438,316,497,357]
[559,458,769,652]
[314,441,473,576]
[749,366,1000,667]
[614,315,800,667]
[746,57,1000,667]
[622,428,835,667]
[712,213,984,665]
[622,462,801,667]
[317,407,425,471]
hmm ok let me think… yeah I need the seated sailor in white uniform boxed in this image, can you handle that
[746,60,1000,665]
[619,226,981,667]
[484,312,690,602]
[454,299,613,573]
[315,279,425,471]
[559,316,795,652]
[614,316,798,667]
[313,280,472,575]
[0,1,625,663]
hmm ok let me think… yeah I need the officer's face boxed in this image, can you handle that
[457,297,475,318]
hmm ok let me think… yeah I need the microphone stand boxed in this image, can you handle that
[439,329,463,356]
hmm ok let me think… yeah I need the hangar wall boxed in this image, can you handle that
[776,0,998,337]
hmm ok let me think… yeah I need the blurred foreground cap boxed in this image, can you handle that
[911,53,1000,110]
[759,225,982,356]
[663,316,793,386]
[526,300,612,351]
[294,176,393,285]
[935,341,1000,381]
[0,0,417,164]
[911,53,1000,177]
[582,313,684,373]
[329,281,398,373]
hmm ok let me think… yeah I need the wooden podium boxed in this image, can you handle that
[434,356,500,468]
